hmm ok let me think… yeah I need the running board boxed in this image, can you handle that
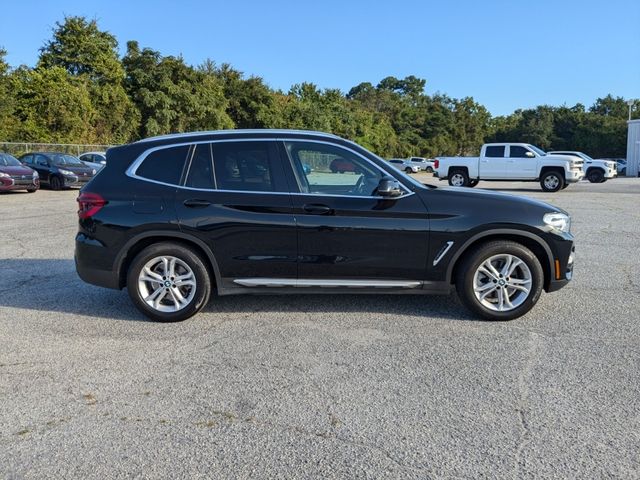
[233,278,423,289]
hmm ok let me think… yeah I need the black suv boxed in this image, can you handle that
[21,152,96,190]
[75,130,575,322]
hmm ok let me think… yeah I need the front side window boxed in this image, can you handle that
[285,141,384,197]
[485,146,505,158]
[509,146,530,158]
[21,155,33,165]
[136,145,190,185]
[50,154,84,166]
[212,141,274,192]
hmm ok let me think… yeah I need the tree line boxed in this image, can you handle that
[0,16,635,158]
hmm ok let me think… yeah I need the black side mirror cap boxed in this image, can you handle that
[377,177,403,197]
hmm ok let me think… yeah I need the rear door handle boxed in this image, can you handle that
[183,199,212,208]
[303,204,333,215]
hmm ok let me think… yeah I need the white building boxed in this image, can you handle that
[627,119,640,177]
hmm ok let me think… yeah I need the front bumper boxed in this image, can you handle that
[63,175,92,188]
[546,236,575,293]
[566,170,584,183]
[0,176,39,191]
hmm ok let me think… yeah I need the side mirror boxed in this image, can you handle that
[377,177,403,197]
[525,151,535,158]
[100,160,106,165]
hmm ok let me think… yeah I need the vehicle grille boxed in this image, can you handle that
[10,175,35,185]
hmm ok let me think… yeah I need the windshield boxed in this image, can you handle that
[50,154,84,166]
[0,153,22,167]
[528,145,547,156]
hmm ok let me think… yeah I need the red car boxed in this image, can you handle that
[329,157,356,173]
[0,153,39,193]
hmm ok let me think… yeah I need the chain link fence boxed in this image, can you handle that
[0,142,115,157]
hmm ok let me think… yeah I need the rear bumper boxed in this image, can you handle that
[75,233,120,289]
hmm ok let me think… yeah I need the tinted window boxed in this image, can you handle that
[212,141,274,192]
[285,141,384,197]
[509,146,529,158]
[35,155,50,166]
[137,146,189,185]
[21,155,33,165]
[485,146,505,158]
[185,144,214,189]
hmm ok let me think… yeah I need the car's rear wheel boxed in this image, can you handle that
[50,176,63,191]
[455,241,543,321]
[587,168,605,183]
[448,170,469,187]
[426,167,433,173]
[540,170,565,192]
[127,243,211,322]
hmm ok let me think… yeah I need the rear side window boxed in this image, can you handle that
[212,141,275,192]
[185,144,215,189]
[485,146,505,158]
[136,145,189,185]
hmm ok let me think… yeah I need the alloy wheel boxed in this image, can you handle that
[472,254,532,312]
[138,256,197,312]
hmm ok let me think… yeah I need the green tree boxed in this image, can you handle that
[123,41,232,138]
[38,16,139,143]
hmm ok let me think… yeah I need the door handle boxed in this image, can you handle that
[303,204,333,215]
[183,199,212,208]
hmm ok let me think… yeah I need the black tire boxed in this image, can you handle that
[50,176,63,191]
[539,170,565,192]
[448,169,470,187]
[561,183,569,189]
[126,242,212,322]
[468,180,479,188]
[426,167,433,173]
[26,187,37,193]
[330,166,337,173]
[405,167,413,174]
[455,240,544,321]
[587,168,605,183]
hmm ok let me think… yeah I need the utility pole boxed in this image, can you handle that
[628,99,635,121]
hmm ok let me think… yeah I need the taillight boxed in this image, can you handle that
[434,159,440,169]
[77,192,107,219]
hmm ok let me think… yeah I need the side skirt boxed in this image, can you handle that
[217,278,452,296]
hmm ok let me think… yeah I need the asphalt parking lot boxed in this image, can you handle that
[1,177,639,479]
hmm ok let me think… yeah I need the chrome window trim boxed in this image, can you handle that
[126,137,415,199]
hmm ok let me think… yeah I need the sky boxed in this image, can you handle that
[1,0,638,116]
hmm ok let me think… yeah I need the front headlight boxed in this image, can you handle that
[92,169,96,175]
[59,169,73,176]
[0,172,9,178]
[544,212,571,234]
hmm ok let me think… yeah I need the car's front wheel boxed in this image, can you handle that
[50,176,63,191]
[587,169,605,183]
[540,171,565,192]
[127,242,212,322]
[455,241,543,321]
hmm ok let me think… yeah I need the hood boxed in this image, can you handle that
[58,164,95,175]
[425,186,568,216]
[0,165,36,176]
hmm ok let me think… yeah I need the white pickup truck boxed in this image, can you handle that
[434,143,584,192]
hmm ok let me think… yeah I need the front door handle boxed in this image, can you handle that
[183,199,212,208]
[303,204,333,215]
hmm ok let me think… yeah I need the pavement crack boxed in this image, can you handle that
[513,331,542,477]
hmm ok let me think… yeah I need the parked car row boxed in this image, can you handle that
[0,151,105,193]
[387,157,436,174]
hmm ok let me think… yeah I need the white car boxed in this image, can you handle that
[548,151,617,183]
[408,157,436,172]
[388,159,420,174]
[435,143,584,192]
[79,151,107,171]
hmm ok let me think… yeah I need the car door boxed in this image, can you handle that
[173,140,298,290]
[32,154,52,183]
[281,140,430,282]
[479,145,510,179]
[507,145,537,179]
